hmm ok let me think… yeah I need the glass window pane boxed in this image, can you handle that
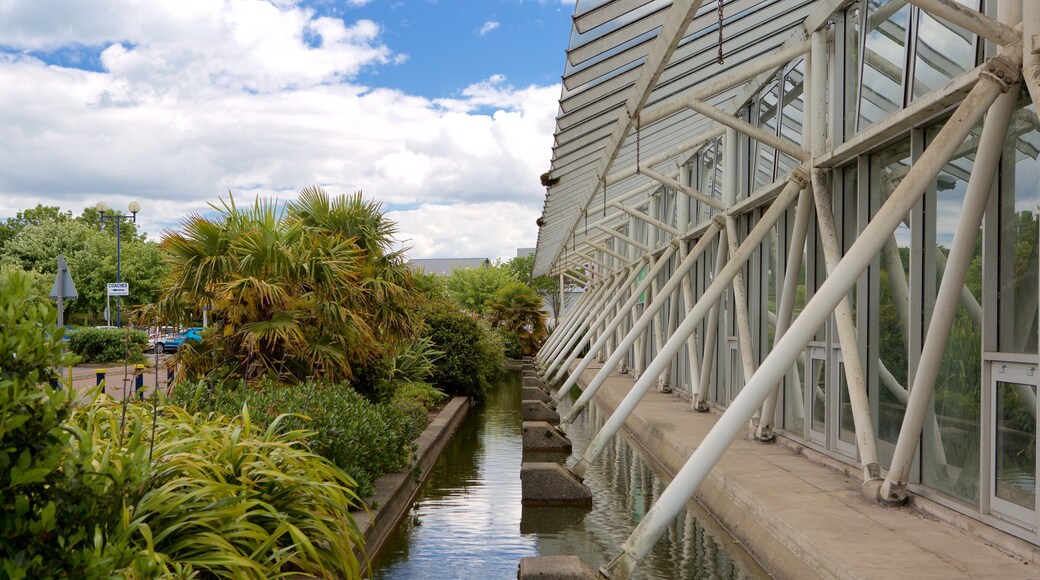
[839,362,856,444]
[995,380,1036,510]
[844,6,861,139]
[812,356,827,434]
[754,81,780,191]
[998,93,1040,354]
[921,120,983,505]
[872,138,912,466]
[858,1,910,131]
[777,60,805,177]
[911,0,976,100]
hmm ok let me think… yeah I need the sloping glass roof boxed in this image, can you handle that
[534,0,816,277]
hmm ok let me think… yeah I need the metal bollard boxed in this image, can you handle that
[96,369,106,393]
[135,364,145,400]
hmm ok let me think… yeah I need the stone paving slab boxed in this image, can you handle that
[572,360,1040,579]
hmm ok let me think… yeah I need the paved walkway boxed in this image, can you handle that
[60,357,174,402]
[573,360,1040,579]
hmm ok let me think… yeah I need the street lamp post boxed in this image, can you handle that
[96,200,141,328]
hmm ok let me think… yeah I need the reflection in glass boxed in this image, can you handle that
[859,1,910,131]
[871,139,911,467]
[697,143,717,227]
[755,81,780,191]
[998,95,1040,355]
[922,121,982,504]
[811,357,826,435]
[844,5,860,138]
[777,61,805,178]
[995,380,1037,510]
[911,0,975,100]
[839,362,856,445]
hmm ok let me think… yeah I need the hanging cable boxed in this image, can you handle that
[716,0,725,64]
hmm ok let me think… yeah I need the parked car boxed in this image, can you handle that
[154,327,203,354]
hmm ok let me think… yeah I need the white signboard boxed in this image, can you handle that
[107,282,129,296]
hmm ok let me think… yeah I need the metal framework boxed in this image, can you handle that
[534,0,1040,576]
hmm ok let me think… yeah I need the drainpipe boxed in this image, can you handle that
[572,174,805,477]
[601,58,1013,578]
[877,77,1019,506]
[551,245,680,404]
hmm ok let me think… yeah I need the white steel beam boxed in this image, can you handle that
[572,172,806,476]
[602,58,1013,578]
[878,76,1018,506]
[907,0,1020,46]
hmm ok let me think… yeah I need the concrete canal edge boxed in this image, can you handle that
[353,395,471,573]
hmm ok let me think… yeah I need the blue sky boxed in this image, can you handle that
[0,0,576,260]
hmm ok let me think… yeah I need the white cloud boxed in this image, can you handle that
[0,0,560,261]
[388,202,541,261]
[479,20,500,36]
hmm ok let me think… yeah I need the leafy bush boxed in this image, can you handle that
[68,326,147,363]
[391,381,448,428]
[352,337,442,402]
[0,272,97,578]
[0,271,365,577]
[171,380,426,497]
[65,399,365,578]
[494,326,523,359]
[421,297,504,399]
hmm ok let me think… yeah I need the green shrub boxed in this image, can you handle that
[171,380,425,497]
[352,337,443,402]
[65,399,365,578]
[494,326,523,359]
[68,327,147,363]
[0,272,97,578]
[421,298,504,400]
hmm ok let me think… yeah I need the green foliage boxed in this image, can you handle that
[443,261,515,314]
[64,399,365,578]
[353,337,443,402]
[0,271,89,578]
[495,326,523,359]
[0,206,165,325]
[487,281,547,356]
[161,188,423,384]
[421,298,504,399]
[68,327,148,363]
[171,380,426,498]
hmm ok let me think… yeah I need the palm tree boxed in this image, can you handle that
[487,282,547,356]
[159,188,422,383]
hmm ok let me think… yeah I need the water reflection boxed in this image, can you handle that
[371,371,768,579]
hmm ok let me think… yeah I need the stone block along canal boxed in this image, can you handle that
[370,370,770,579]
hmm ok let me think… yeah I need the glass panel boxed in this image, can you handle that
[872,138,912,466]
[911,0,975,100]
[839,361,856,444]
[697,144,716,227]
[844,6,861,139]
[858,1,910,131]
[922,121,983,504]
[995,380,1037,510]
[777,60,805,178]
[754,81,780,191]
[998,93,1040,354]
[811,356,827,434]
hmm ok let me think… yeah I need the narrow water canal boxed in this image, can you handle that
[370,371,770,579]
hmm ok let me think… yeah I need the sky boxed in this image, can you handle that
[0,0,576,260]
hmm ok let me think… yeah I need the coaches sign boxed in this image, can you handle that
[107,282,129,296]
